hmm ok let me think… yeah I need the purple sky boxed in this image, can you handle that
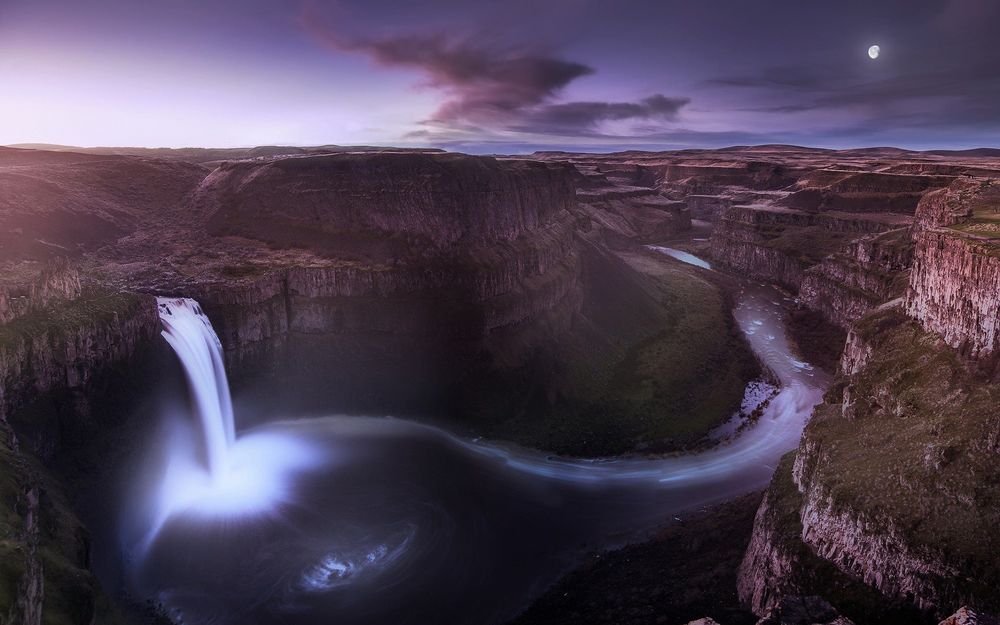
[2,0,999,152]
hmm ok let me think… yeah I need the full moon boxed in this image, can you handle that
[868,44,880,59]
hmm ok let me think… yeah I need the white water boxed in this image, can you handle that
[156,297,235,477]
[135,282,829,624]
[646,245,712,269]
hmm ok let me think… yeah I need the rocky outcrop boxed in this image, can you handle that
[905,179,1000,359]
[798,228,912,327]
[938,607,1000,625]
[200,152,577,249]
[741,304,1000,621]
[0,292,159,428]
[0,258,82,324]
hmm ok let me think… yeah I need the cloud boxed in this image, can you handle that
[511,95,689,134]
[300,7,690,138]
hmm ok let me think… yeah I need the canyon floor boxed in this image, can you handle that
[2,143,1000,624]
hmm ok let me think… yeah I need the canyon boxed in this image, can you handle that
[2,143,1000,624]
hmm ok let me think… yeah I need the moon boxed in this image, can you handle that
[868,44,880,59]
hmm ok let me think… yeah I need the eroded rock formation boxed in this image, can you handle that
[739,173,1000,622]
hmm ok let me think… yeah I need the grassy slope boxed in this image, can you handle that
[0,290,144,349]
[803,309,1000,609]
[478,247,761,456]
[752,454,929,625]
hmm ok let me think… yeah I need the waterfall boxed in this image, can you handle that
[157,297,235,478]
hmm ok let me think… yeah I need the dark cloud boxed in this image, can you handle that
[512,95,689,134]
[301,7,689,137]
[299,0,1000,151]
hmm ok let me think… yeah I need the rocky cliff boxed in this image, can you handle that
[738,171,1000,624]
[0,419,123,625]
[798,228,912,327]
[906,180,1000,360]
[0,289,159,453]
[739,303,1000,622]
[0,283,159,625]
[201,153,577,250]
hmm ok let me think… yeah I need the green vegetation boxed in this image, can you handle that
[0,290,145,349]
[947,181,1000,239]
[474,249,762,456]
[758,454,932,625]
[800,307,1000,613]
[759,224,854,266]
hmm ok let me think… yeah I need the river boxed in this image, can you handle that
[126,250,829,625]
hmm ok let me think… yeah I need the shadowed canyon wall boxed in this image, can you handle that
[739,176,1000,623]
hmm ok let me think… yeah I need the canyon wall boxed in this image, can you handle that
[201,152,577,249]
[740,178,1000,622]
[741,306,1000,620]
[144,151,756,455]
[0,290,160,452]
[905,180,1000,359]
[708,170,954,330]
[798,228,912,327]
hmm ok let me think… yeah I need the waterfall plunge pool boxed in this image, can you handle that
[119,285,827,625]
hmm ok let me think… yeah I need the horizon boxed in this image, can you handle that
[7,141,1000,157]
[3,0,1000,152]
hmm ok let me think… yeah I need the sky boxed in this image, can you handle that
[1,0,999,152]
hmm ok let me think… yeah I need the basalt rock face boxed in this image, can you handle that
[740,304,1000,623]
[798,228,913,327]
[710,206,907,291]
[201,152,577,250]
[0,291,160,454]
[905,230,1000,359]
[170,153,590,419]
[906,180,1000,360]
[697,164,952,324]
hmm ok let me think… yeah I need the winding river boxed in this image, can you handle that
[125,249,828,625]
